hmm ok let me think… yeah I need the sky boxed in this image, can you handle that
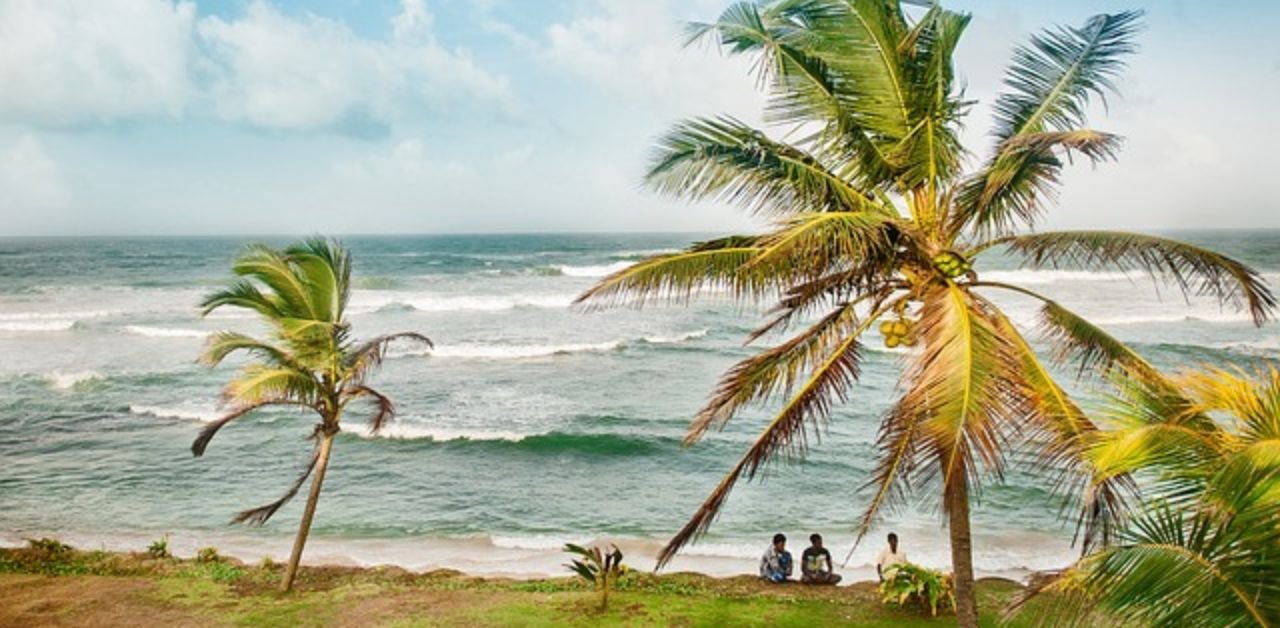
[0,0,1277,236]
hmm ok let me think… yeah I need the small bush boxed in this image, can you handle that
[26,538,72,556]
[195,547,221,563]
[147,537,171,560]
[879,563,955,616]
[258,556,276,570]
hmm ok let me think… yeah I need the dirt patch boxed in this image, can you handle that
[0,575,209,628]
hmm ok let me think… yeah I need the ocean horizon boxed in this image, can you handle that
[3,230,1277,581]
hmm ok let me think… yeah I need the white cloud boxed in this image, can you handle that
[0,136,71,215]
[197,0,513,131]
[543,0,763,120]
[0,0,512,131]
[0,0,196,124]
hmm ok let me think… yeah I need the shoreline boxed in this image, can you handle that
[1,529,1065,584]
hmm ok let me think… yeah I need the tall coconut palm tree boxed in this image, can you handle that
[1010,364,1280,626]
[192,238,430,592]
[574,3,1274,624]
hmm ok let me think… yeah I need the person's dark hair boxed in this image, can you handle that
[810,533,822,544]
[772,533,786,545]
[887,532,898,543]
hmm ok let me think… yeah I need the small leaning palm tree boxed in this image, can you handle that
[575,3,1274,625]
[1010,364,1280,626]
[193,237,431,592]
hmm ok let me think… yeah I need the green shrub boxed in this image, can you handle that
[258,556,276,570]
[878,562,955,616]
[26,537,72,556]
[195,547,220,563]
[147,537,171,559]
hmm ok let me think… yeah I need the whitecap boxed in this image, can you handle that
[349,424,532,442]
[639,329,709,344]
[129,404,221,423]
[555,261,633,278]
[397,341,622,360]
[44,370,103,390]
[124,325,210,339]
[980,269,1135,285]
[0,320,77,332]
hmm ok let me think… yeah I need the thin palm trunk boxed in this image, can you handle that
[947,475,978,627]
[281,430,335,592]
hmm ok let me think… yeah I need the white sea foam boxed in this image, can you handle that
[0,320,77,332]
[980,269,1135,284]
[0,309,115,322]
[555,261,633,278]
[389,329,708,361]
[350,424,533,442]
[350,291,575,314]
[1090,311,1254,326]
[1213,338,1280,354]
[639,329,709,344]
[44,370,103,390]
[608,249,677,260]
[124,325,210,338]
[416,341,622,360]
[129,404,221,423]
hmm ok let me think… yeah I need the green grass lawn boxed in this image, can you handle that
[0,543,1072,627]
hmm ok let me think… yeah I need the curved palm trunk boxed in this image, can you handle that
[947,474,979,627]
[281,430,336,592]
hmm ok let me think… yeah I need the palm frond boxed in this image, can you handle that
[657,303,880,568]
[1177,365,1280,443]
[222,364,321,407]
[646,116,886,216]
[990,231,1275,324]
[983,300,1132,553]
[191,399,308,457]
[689,296,897,444]
[231,244,319,320]
[231,446,322,526]
[199,279,282,319]
[896,7,971,189]
[199,331,295,369]
[573,236,769,308]
[954,10,1142,236]
[343,332,433,385]
[345,385,396,434]
[284,237,350,323]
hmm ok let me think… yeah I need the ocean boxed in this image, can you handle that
[1,231,1276,581]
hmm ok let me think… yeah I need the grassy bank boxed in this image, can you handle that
[0,542,1069,627]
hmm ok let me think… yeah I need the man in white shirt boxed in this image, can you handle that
[876,532,907,581]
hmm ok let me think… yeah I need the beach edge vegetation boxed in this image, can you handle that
[575,2,1275,625]
[193,237,432,592]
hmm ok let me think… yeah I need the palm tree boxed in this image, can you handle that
[574,3,1274,624]
[192,238,431,592]
[1010,365,1280,626]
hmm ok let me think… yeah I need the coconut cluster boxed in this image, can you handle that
[932,251,972,279]
[878,319,917,348]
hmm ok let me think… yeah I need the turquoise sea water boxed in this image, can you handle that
[1,232,1277,578]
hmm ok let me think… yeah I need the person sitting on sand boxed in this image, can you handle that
[759,533,792,583]
[876,532,907,581]
[800,533,842,585]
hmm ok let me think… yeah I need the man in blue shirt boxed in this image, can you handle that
[759,533,793,583]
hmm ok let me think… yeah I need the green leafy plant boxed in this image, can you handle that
[147,537,171,560]
[1009,365,1280,626]
[574,3,1276,625]
[195,546,221,563]
[879,563,955,617]
[194,238,431,592]
[25,538,71,556]
[564,543,628,610]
